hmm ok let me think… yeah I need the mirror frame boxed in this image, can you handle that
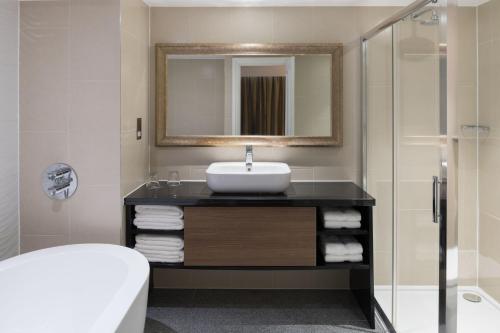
[155,43,343,147]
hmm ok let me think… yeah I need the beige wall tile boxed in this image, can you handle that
[0,0,20,66]
[229,7,274,43]
[69,0,120,81]
[69,80,120,133]
[69,81,121,187]
[398,210,439,285]
[477,0,500,301]
[478,213,500,301]
[20,234,68,254]
[121,0,149,40]
[374,250,392,286]
[20,27,69,132]
[459,250,477,286]
[151,7,189,43]
[69,185,121,244]
[20,186,70,236]
[120,0,150,197]
[187,7,233,43]
[20,0,69,29]
[272,7,313,43]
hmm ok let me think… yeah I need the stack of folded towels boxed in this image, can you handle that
[133,205,184,230]
[322,207,361,229]
[134,234,184,263]
[321,235,363,263]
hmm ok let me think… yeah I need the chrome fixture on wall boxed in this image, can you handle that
[245,145,253,171]
[42,163,78,200]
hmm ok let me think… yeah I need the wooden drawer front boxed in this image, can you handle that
[184,207,316,267]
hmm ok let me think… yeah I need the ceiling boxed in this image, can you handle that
[144,0,484,7]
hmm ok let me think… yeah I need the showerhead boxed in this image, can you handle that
[410,8,440,25]
[398,8,440,57]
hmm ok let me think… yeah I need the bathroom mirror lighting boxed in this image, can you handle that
[156,43,343,146]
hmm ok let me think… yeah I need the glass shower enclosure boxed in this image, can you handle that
[364,0,500,332]
[362,0,454,332]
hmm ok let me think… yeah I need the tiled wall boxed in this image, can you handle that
[121,0,150,197]
[149,7,399,184]
[0,0,19,260]
[478,0,500,303]
[20,0,122,252]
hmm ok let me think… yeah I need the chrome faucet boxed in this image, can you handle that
[245,145,253,171]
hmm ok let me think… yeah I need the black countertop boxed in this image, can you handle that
[124,181,375,207]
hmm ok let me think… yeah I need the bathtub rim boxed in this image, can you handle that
[0,243,150,333]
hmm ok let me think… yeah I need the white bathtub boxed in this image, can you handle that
[0,244,150,333]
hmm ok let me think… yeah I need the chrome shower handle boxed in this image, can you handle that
[433,176,441,223]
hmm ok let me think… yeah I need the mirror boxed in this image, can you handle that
[156,44,343,146]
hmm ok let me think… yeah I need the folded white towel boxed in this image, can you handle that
[134,216,184,223]
[342,236,363,255]
[135,249,184,263]
[324,220,361,229]
[135,242,184,252]
[324,253,363,263]
[135,214,184,221]
[135,205,184,218]
[134,223,184,230]
[134,217,184,230]
[321,235,346,255]
[136,247,183,256]
[322,208,361,222]
[321,235,363,256]
[135,234,184,247]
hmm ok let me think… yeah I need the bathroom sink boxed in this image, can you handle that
[206,162,291,193]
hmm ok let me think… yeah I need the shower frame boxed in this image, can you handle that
[360,1,457,333]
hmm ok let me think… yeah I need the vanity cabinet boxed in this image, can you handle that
[184,207,316,266]
[124,181,376,328]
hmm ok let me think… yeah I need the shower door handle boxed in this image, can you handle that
[432,176,441,223]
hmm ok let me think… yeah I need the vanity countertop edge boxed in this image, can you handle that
[124,181,375,207]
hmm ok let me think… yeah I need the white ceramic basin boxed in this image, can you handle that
[206,162,291,193]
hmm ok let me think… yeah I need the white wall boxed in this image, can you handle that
[0,0,19,260]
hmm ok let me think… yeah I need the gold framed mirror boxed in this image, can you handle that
[156,43,343,147]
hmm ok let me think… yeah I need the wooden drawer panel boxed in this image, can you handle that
[184,207,316,266]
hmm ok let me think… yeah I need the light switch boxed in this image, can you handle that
[136,118,142,140]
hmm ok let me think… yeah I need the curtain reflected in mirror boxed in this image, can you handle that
[241,76,286,136]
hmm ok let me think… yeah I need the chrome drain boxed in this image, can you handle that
[463,293,482,303]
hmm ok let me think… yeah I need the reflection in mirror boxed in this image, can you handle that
[166,54,332,137]
[156,44,342,146]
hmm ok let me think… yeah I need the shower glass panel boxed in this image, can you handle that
[365,1,448,332]
[393,6,443,333]
[365,26,394,322]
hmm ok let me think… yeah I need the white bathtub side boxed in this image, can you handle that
[0,244,149,333]
[116,279,149,333]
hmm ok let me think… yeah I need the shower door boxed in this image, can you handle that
[363,1,453,332]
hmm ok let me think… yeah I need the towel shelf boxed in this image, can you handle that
[318,229,368,236]
[124,181,375,329]
[131,229,184,236]
[148,262,370,270]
